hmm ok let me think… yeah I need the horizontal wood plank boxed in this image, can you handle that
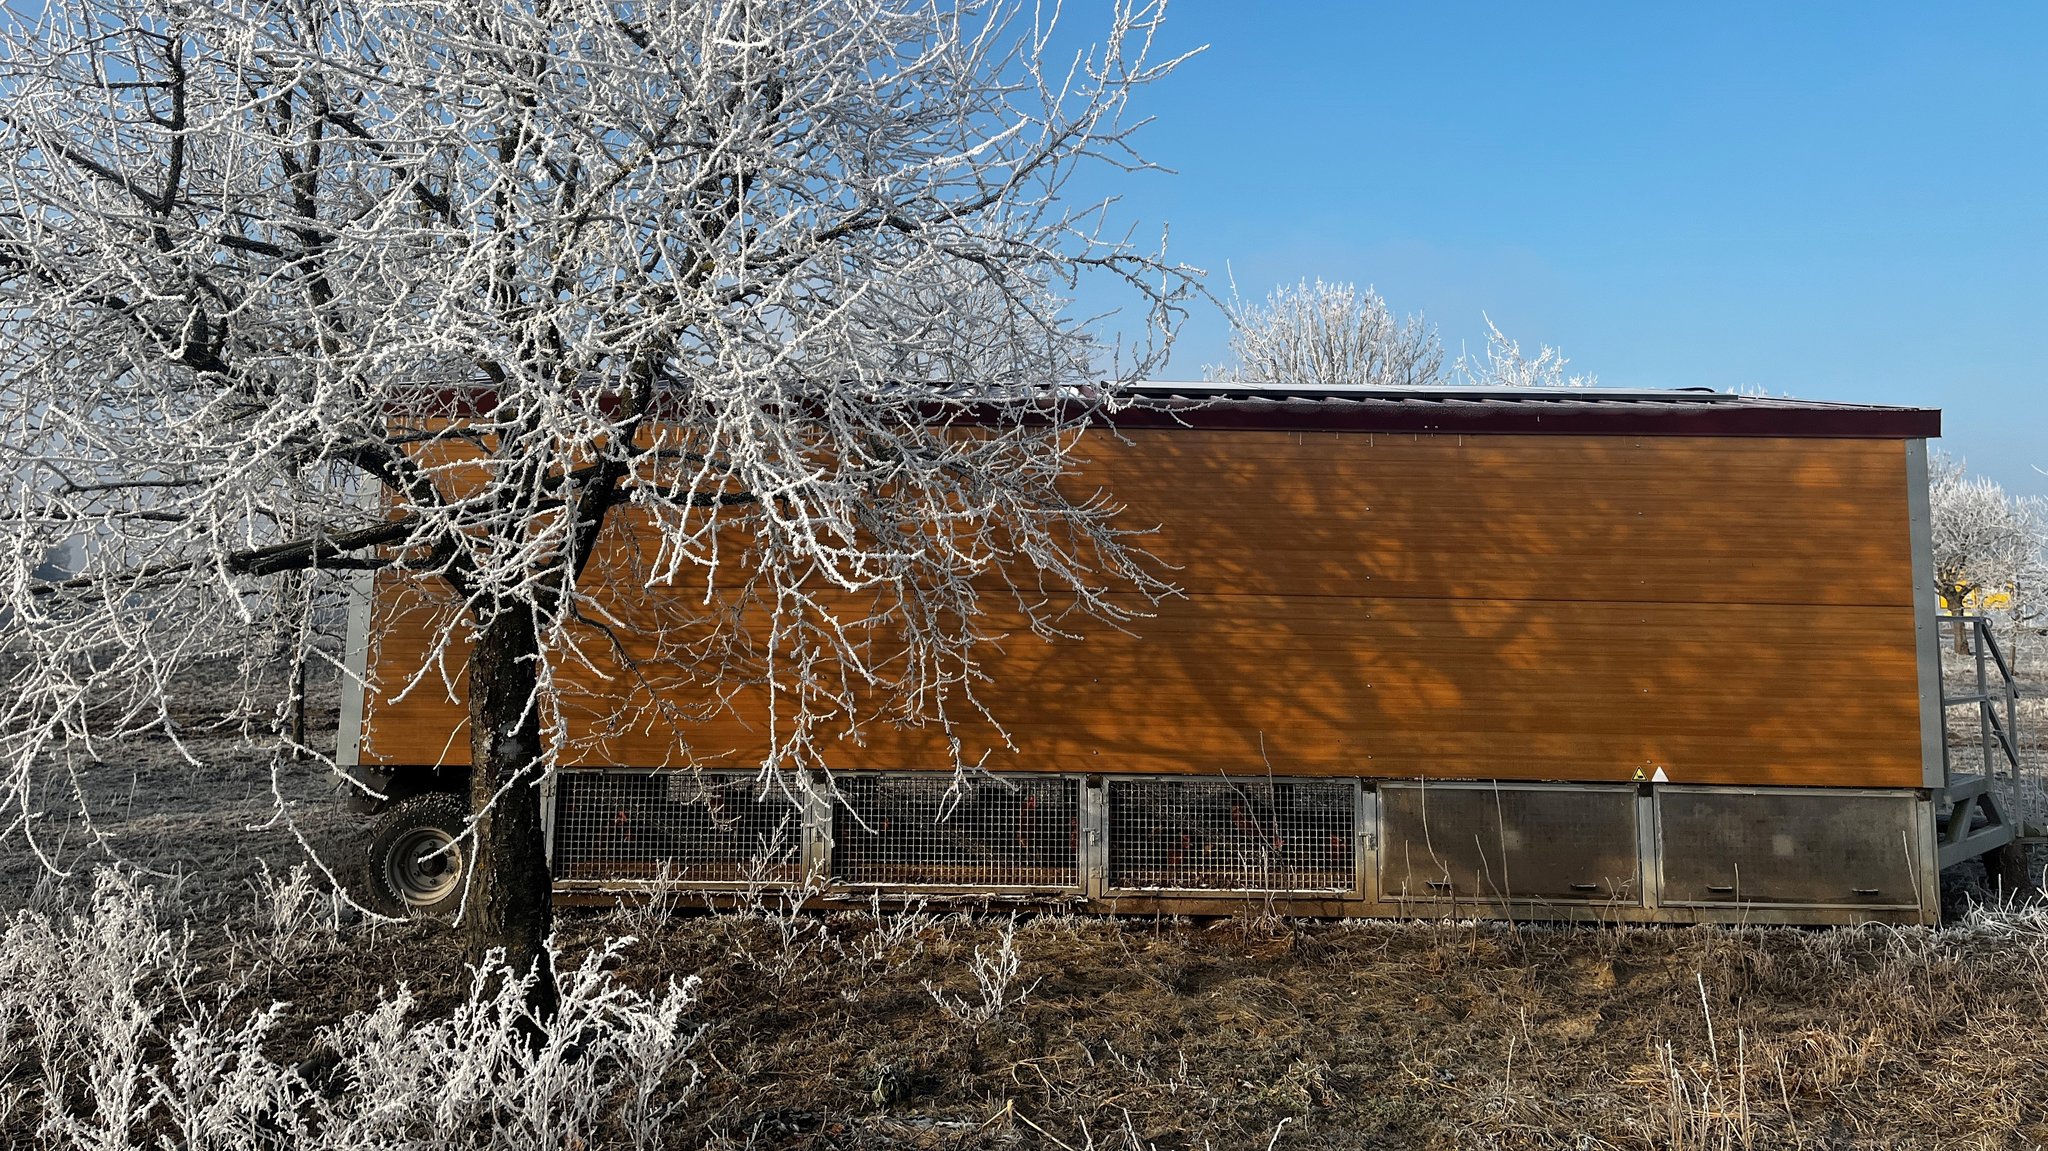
[363,592,1922,788]
[359,430,1925,789]
[1065,432,1912,606]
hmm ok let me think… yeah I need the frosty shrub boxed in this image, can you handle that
[923,916,1036,1028]
[0,869,701,1150]
[227,861,349,978]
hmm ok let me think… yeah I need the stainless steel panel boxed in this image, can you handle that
[1657,788,1923,908]
[1907,439,1945,791]
[335,571,372,769]
[1378,782,1642,903]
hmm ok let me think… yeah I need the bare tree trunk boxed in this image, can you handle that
[289,657,307,759]
[277,569,308,758]
[466,600,559,1018]
[1944,588,1972,653]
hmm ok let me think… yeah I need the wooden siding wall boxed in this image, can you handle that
[359,431,1925,788]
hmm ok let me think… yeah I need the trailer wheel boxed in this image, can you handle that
[366,792,468,916]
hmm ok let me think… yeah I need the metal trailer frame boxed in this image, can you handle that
[1934,614,2032,872]
[338,432,2021,927]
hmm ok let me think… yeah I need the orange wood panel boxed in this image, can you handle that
[361,591,1925,787]
[1059,432,1912,606]
[358,431,1925,788]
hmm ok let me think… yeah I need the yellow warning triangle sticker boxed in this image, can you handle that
[1632,767,1646,782]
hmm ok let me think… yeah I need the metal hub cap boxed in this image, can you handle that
[385,827,462,906]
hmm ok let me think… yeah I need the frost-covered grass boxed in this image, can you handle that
[11,868,2048,1149]
[0,869,700,1150]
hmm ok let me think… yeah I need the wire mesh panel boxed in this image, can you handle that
[830,774,1081,890]
[1107,778,1357,893]
[551,770,805,884]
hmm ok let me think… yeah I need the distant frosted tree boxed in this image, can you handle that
[1206,279,1444,388]
[1451,316,1597,388]
[1205,282,1597,391]
[1930,454,2046,655]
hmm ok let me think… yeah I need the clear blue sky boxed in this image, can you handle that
[1088,2,2047,494]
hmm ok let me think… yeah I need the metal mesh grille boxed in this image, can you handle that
[551,770,804,884]
[1107,778,1356,893]
[830,774,1080,889]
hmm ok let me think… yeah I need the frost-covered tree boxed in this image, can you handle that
[1450,315,1596,388]
[1930,454,2046,653]
[0,0,1195,998]
[1205,279,1443,388]
[1204,282,1596,391]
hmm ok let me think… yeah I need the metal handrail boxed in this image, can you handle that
[1938,614,2030,836]
[1980,622,2017,684]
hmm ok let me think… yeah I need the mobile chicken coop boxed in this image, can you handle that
[340,384,2019,925]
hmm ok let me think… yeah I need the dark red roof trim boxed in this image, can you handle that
[1062,386,1941,440]
[393,383,1941,440]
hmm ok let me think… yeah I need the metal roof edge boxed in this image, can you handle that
[1122,381,1736,402]
[1094,383,1940,439]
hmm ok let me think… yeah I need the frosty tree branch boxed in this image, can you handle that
[0,0,1199,992]
[1450,315,1597,389]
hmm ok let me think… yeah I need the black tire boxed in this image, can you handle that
[365,792,469,917]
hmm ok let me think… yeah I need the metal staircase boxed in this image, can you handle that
[1936,614,2031,871]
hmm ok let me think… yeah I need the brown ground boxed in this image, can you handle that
[643,904,2048,1149]
[25,885,2035,1150]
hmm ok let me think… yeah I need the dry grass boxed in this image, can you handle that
[8,869,2048,1149]
[619,904,2048,1150]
